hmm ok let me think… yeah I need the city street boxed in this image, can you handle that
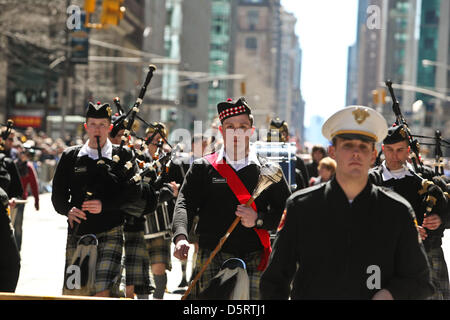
[13,193,195,300]
[12,192,450,300]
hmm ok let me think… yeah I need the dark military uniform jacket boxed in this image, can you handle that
[0,152,23,199]
[172,152,291,256]
[0,186,20,292]
[51,143,139,235]
[369,164,448,251]
[260,177,434,300]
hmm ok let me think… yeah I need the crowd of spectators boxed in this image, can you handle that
[8,127,83,193]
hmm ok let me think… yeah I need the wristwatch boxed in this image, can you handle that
[256,212,264,228]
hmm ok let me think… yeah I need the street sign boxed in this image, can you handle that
[70,12,90,64]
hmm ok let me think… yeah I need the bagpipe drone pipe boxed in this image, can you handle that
[110,96,183,221]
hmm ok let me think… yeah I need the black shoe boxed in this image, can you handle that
[178,278,188,288]
[172,288,187,294]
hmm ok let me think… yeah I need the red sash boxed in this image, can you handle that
[204,152,271,271]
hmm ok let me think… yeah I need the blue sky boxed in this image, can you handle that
[281,0,359,127]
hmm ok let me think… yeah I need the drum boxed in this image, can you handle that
[143,201,172,240]
[253,141,297,188]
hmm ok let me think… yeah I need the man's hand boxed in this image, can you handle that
[173,235,190,260]
[372,289,394,300]
[81,199,102,214]
[67,207,87,229]
[235,204,257,228]
[422,214,442,230]
[418,226,427,241]
[8,198,16,210]
[169,181,179,198]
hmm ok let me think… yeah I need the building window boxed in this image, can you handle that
[248,10,259,30]
[245,37,257,50]
[425,10,438,24]
[424,37,434,49]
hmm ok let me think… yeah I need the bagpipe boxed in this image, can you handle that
[109,65,157,177]
[385,80,425,174]
[105,64,188,226]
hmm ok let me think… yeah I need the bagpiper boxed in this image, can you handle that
[173,97,291,299]
[51,102,140,297]
[369,124,449,299]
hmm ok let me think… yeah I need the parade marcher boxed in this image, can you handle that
[51,102,140,297]
[0,126,24,214]
[309,156,336,186]
[1,127,19,160]
[267,117,309,190]
[0,133,20,292]
[109,113,156,299]
[369,124,449,299]
[260,106,434,300]
[141,122,184,299]
[14,147,40,251]
[173,97,291,300]
[305,145,327,182]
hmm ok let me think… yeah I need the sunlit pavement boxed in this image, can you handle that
[14,193,196,300]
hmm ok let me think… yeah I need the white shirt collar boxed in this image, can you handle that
[216,145,260,171]
[381,160,413,181]
[78,138,113,160]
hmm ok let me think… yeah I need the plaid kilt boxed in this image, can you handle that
[188,248,263,300]
[124,231,150,290]
[64,226,124,295]
[145,235,172,271]
[426,247,450,300]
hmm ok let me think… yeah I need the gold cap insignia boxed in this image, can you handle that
[106,106,112,117]
[399,127,407,138]
[352,108,370,124]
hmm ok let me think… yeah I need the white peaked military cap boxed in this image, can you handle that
[322,105,388,143]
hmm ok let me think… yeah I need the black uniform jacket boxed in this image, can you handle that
[0,153,23,199]
[0,187,20,292]
[51,144,139,235]
[260,177,434,300]
[369,165,448,250]
[172,155,291,256]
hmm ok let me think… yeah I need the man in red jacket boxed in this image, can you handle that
[14,147,40,251]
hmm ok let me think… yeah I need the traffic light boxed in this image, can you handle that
[101,0,126,26]
[372,89,386,105]
[84,0,96,13]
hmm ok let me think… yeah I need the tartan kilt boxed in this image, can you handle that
[145,235,172,271]
[64,226,124,296]
[188,248,263,300]
[426,247,450,300]
[124,231,150,289]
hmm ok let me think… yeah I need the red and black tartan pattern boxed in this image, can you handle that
[219,105,248,122]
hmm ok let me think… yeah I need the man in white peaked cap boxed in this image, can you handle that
[261,106,434,300]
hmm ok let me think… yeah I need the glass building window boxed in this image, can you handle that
[425,10,438,24]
